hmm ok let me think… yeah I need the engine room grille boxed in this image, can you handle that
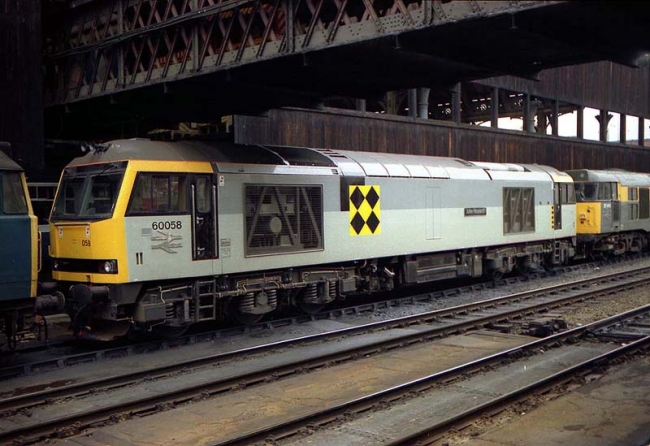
[245,184,324,255]
[503,187,535,234]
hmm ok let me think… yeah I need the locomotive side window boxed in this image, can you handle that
[628,187,640,220]
[196,176,211,213]
[153,177,169,212]
[560,183,576,204]
[127,173,188,215]
[640,188,650,219]
[245,184,323,255]
[598,182,617,200]
[503,187,535,234]
[2,172,28,214]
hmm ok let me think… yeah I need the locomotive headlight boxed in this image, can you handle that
[101,260,118,274]
[52,260,59,270]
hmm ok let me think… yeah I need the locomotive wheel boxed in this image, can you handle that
[516,257,531,275]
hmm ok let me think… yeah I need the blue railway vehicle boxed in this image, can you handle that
[48,139,577,340]
[0,144,62,348]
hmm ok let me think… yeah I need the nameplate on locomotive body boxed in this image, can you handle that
[464,207,487,217]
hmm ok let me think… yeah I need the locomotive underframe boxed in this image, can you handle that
[66,238,576,332]
[577,231,649,258]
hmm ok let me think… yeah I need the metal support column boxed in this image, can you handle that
[597,110,612,142]
[551,100,559,136]
[356,99,367,112]
[620,114,627,144]
[408,89,418,118]
[386,91,398,115]
[491,87,499,128]
[451,83,461,124]
[639,117,645,147]
[417,87,430,119]
[523,94,532,132]
[577,106,584,139]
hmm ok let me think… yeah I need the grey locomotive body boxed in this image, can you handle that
[49,140,576,338]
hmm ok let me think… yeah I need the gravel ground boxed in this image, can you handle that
[563,290,650,328]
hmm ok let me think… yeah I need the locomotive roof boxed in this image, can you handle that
[69,139,561,181]
[567,169,650,187]
[0,148,23,171]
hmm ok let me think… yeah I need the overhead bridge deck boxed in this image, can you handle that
[44,0,650,116]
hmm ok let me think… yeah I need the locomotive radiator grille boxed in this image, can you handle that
[244,184,323,255]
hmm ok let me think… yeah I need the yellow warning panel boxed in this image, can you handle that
[349,185,381,236]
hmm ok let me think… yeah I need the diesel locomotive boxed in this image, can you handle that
[48,139,578,340]
[568,169,650,257]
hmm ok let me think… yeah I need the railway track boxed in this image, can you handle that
[0,257,640,380]
[231,307,650,446]
[1,265,649,444]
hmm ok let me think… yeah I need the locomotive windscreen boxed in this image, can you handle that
[51,162,127,220]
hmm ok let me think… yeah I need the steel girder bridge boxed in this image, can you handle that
[43,0,650,125]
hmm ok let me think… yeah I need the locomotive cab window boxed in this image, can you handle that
[628,187,638,201]
[196,176,211,213]
[560,183,576,204]
[245,184,323,256]
[627,187,640,220]
[127,173,188,215]
[2,172,28,214]
[51,162,126,220]
[575,182,616,202]
[598,182,617,200]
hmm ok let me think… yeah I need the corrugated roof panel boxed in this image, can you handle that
[424,165,451,179]
[340,152,389,176]
[370,154,412,177]
[332,158,366,176]
[484,170,551,182]
[470,161,526,172]
[444,167,491,180]
[402,163,431,178]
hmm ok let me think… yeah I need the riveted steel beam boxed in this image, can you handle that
[44,0,549,106]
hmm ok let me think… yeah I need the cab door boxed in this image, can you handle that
[191,175,217,260]
[553,183,562,230]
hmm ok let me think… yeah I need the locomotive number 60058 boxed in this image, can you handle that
[152,221,182,231]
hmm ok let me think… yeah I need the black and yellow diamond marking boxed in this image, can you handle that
[349,185,381,236]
